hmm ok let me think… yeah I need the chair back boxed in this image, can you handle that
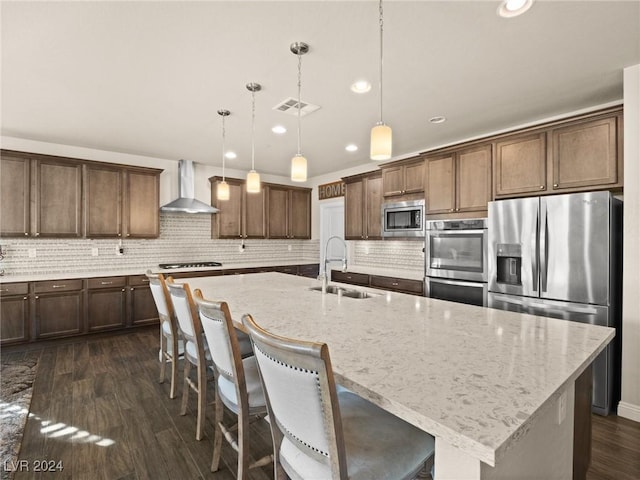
[166,279,202,351]
[242,314,347,478]
[146,271,173,323]
[194,292,245,389]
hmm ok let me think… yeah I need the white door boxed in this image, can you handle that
[319,198,345,279]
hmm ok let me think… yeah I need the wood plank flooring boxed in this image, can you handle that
[3,327,640,480]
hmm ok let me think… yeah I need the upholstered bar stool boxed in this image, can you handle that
[146,271,183,399]
[242,313,436,480]
[166,279,212,441]
[194,292,273,479]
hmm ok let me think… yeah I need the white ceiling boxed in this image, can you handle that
[2,1,639,179]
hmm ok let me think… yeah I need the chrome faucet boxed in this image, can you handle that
[320,236,347,292]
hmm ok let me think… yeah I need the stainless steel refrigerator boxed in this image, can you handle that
[487,191,622,415]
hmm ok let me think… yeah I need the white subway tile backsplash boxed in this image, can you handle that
[350,240,425,273]
[0,213,320,277]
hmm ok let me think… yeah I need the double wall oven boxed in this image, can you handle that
[425,218,488,306]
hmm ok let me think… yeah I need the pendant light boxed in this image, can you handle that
[290,41,309,182]
[370,0,392,161]
[246,82,262,193]
[216,109,231,201]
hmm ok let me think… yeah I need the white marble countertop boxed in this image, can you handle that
[179,272,614,468]
[0,260,317,283]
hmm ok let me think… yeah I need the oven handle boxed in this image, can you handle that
[427,229,487,235]
[427,278,485,288]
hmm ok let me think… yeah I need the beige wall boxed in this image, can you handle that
[619,64,640,422]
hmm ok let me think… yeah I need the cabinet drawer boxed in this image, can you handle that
[34,279,83,293]
[0,282,29,296]
[87,276,127,289]
[274,265,298,275]
[370,275,424,295]
[128,275,152,287]
[298,264,320,278]
[331,270,369,286]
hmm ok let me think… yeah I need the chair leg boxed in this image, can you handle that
[195,362,207,441]
[237,409,250,480]
[181,358,191,416]
[169,336,179,399]
[159,332,167,384]
[211,389,224,472]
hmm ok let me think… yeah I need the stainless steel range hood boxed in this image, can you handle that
[160,159,219,214]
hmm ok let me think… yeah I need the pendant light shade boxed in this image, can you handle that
[217,109,231,201]
[291,154,307,182]
[246,82,262,193]
[370,123,392,160]
[246,170,261,193]
[290,41,309,182]
[370,0,392,161]
[217,180,230,201]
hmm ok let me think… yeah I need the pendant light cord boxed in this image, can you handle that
[297,53,302,156]
[378,0,384,124]
[221,114,226,181]
[251,89,256,171]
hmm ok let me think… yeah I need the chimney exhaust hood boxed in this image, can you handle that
[160,159,219,214]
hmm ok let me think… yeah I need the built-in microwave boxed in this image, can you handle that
[381,200,425,238]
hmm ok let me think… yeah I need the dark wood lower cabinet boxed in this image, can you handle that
[35,290,83,339]
[0,283,29,345]
[332,270,424,296]
[128,275,158,326]
[87,277,127,332]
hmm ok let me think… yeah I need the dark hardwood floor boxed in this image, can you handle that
[3,327,640,480]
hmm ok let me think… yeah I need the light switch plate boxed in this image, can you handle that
[91,248,99,257]
[28,248,36,258]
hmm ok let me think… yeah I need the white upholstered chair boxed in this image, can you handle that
[166,279,212,440]
[194,292,273,478]
[242,313,436,480]
[146,271,182,399]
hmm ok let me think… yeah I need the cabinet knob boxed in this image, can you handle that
[35,295,39,299]
[126,233,130,237]
[540,185,544,190]
[34,232,40,237]
[118,233,122,237]
[455,208,460,212]
[23,296,28,300]
[131,288,135,291]
[24,232,29,236]
[553,183,558,188]
[450,209,454,212]
[122,288,126,292]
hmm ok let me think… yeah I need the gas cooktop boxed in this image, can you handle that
[158,261,223,270]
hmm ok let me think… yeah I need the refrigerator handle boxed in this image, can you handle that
[532,210,539,292]
[540,201,548,293]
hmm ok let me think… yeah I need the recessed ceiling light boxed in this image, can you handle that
[350,80,372,94]
[497,0,534,18]
[272,125,287,134]
[345,144,358,152]
[224,151,237,159]
[429,116,446,124]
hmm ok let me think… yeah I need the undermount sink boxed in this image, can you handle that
[309,285,378,299]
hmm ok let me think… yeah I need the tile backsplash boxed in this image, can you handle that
[0,213,319,277]
[350,240,425,273]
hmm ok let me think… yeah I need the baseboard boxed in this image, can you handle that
[617,401,640,422]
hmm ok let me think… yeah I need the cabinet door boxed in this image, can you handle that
[364,174,383,239]
[382,166,404,197]
[0,291,29,345]
[426,154,455,214]
[344,180,364,240]
[34,158,83,237]
[494,132,547,197]
[87,288,127,332]
[456,145,492,213]
[290,189,311,239]
[85,164,122,237]
[124,169,160,238]
[129,284,159,326]
[213,179,244,238]
[244,188,266,239]
[267,186,289,239]
[550,116,619,191]
[35,291,83,339]
[403,160,425,194]
[0,154,30,237]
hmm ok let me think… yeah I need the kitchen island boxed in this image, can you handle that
[180,272,614,480]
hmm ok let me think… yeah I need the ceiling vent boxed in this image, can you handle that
[273,97,321,117]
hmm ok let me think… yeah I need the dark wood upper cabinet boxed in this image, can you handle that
[381,157,425,199]
[0,153,30,237]
[210,177,266,239]
[494,132,547,197]
[85,164,123,237]
[266,184,311,239]
[426,144,492,218]
[343,171,382,240]
[124,168,160,238]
